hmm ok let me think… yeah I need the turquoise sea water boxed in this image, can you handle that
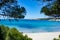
[0,19,60,33]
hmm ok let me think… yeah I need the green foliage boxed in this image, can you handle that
[0,0,26,19]
[40,0,60,18]
[0,25,32,40]
[0,25,9,40]
[53,35,60,40]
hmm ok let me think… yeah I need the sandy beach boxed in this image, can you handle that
[24,32,60,40]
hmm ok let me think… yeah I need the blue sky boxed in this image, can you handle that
[18,0,48,19]
[0,0,48,19]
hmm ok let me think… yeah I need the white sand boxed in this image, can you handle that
[24,32,60,40]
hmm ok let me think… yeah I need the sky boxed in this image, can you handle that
[0,0,49,19]
[18,0,49,19]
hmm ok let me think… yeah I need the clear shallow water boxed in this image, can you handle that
[0,19,60,33]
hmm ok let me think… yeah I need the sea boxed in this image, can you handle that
[0,19,60,33]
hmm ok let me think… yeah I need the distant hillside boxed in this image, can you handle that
[35,18,60,20]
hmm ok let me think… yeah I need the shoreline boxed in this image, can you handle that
[24,32,60,40]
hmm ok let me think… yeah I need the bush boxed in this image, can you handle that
[0,25,32,40]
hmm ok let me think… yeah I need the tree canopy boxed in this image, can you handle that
[0,0,26,19]
[0,25,32,40]
[37,0,60,18]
